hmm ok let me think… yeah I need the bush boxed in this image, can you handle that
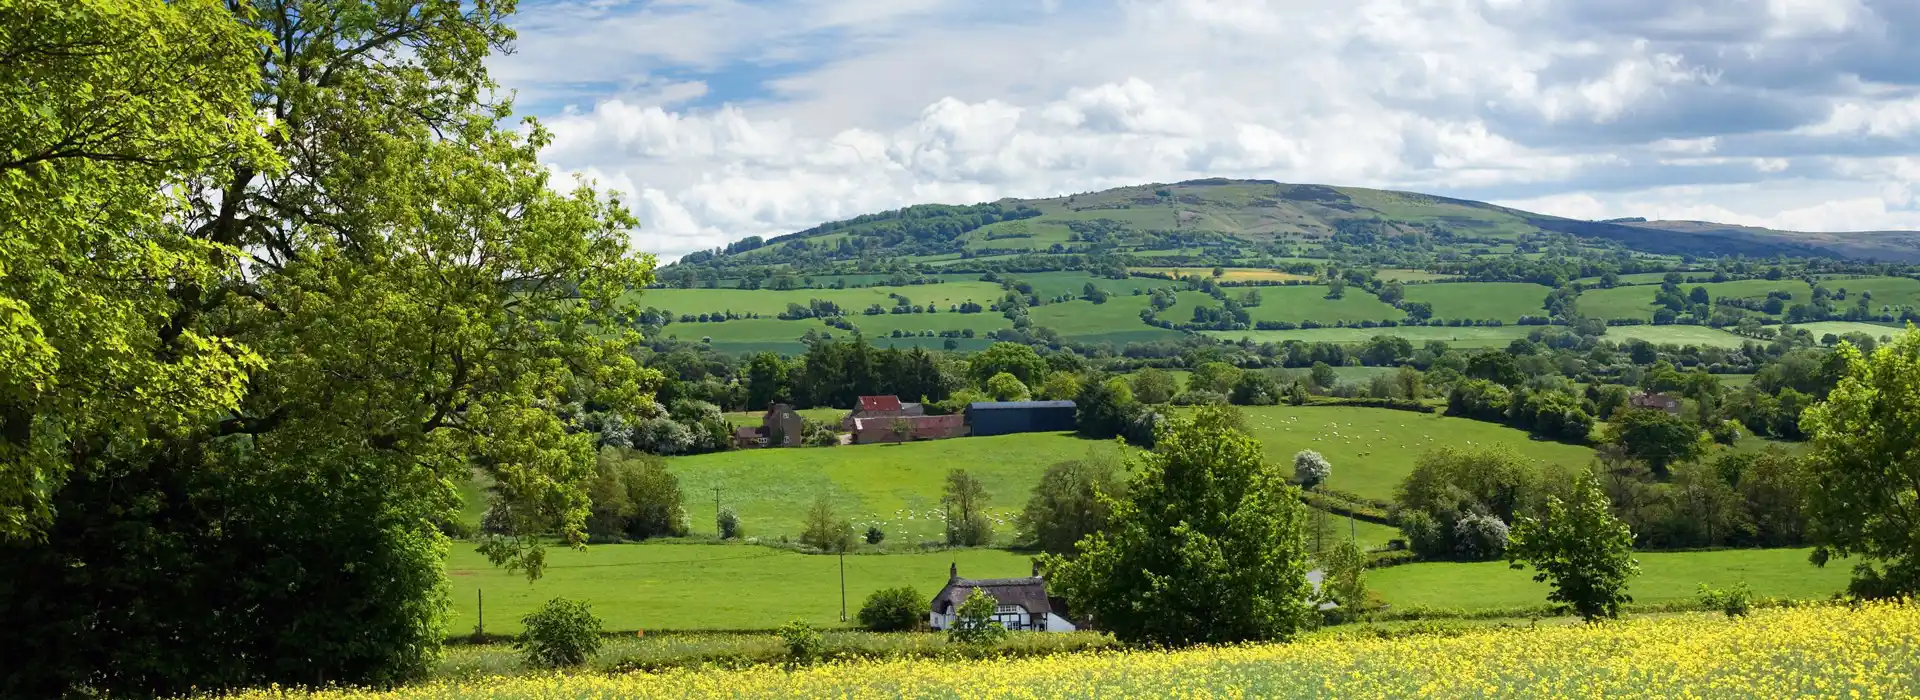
[802,421,840,447]
[1017,449,1123,554]
[864,525,885,545]
[1293,450,1332,489]
[949,588,1008,646]
[857,586,923,632]
[1451,512,1510,560]
[717,507,742,540]
[585,449,690,542]
[1698,582,1753,617]
[516,598,603,668]
[1170,389,1228,406]
[776,620,825,666]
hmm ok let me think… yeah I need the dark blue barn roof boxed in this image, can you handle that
[967,400,1076,411]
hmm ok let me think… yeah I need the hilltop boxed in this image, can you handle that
[665,179,1920,278]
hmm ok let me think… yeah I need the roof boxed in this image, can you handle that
[931,576,1055,616]
[853,414,963,432]
[857,395,904,412]
[733,426,761,438]
[967,400,1076,411]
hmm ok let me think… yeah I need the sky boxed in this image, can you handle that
[492,0,1920,261]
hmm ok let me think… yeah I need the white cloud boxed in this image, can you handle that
[499,0,1920,259]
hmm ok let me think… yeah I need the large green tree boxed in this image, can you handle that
[1506,471,1640,621]
[1,0,655,696]
[1045,406,1313,645]
[1602,408,1708,476]
[1800,328,1920,598]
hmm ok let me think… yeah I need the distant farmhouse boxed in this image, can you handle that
[1629,391,1682,415]
[929,562,1076,633]
[742,396,1073,448]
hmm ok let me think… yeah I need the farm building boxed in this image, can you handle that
[929,562,1075,633]
[964,400,1076,436]
[840,395,924,430]
[1629,391,1682,415]
[761,403,805,446]
[849,413,967,444]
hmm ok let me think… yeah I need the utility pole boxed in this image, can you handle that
[838,548,848,622]
[712,484,722,530]
[475,589,484,639]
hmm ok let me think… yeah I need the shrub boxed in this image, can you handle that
[802,421,840,447]
[864,525,885,545]
[1170,389,1228,406]
[858,586,923,632]
[1451,512,1509,560]
[1017,448,1124,554]
[776,620,825,666]
[949,588,1008,646]
[1698,582,1753,617]
[1293,450,1332,489]
[585,449,690,542]
[717,507,742,540]
[516,598,603,668]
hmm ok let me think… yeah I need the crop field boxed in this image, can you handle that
[1129,267,1314,282]
[666,432,1114,542]
[1399,282,1549,321]
[220,602,1920,698]
[1370,548,1848,610]
[443,545,1043,633]
[1243,285,1403,324]
[1232,406,1594,503]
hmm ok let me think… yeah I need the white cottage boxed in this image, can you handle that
[928,562,1077,633]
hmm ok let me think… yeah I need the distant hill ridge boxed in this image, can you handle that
[670,179,1920,270]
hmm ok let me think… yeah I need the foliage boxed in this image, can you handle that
[1293,450,1332,489]
[1506,472,1640,621]
[986,372,1033,401]
[717,507,744,540]
[799,495,855,552]
[1045,406,1314,646]
[1017,449,1124,554]
[949,588,1009,646]
[969,342,1048,386]
[802,421,841,447]
[1799,326,1920,598]
[943,470,994,546]
[516,598,604,669]
[1318,538,1370,622]
[1075,376,1143,442]
[1602,408,1708,475]
[1037,372,1083,401]
[857,587,925,632]
[864,526,886,545]
[1698,582,1754,618]
[776,620,826,667]
[1394,446,1536,561]
[1130,367,1177,404]
[585,450,690,542]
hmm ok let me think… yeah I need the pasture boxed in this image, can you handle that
[1242,285,1403,325]
[666,431,1112,542]
[1608,325,1753,348]
[1819,275,1920,308]
[1370,548,1848,610]
[1787,321,1908,342]
[1204,325,1542,348]
[444,544,1041,633]
[1130,267,1314,282]
[1374,269,1458,282]
[1232,406,1595,503]
[1399,282,1549,321]
[1579,279,1813,322]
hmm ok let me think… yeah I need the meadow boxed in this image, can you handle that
[1232,406,1595,503]
[1786,320,1909,341]
[1242,285,1403,324]
[443,544,1042,634]
[219,603,1920,698]
[1369,548,1847,610]
[1204,324,1753,348]
[1399,282,1549,321]
[1579,279,1813,322]
[1129,266,1313,282]
[1819,275,1920,308]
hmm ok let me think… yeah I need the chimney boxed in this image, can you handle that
[1031,559,1041,579]
[949,562,958,580]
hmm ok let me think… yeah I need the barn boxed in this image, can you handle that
[964,400,1076,436]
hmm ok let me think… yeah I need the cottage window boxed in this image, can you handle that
[992,604,1028,631]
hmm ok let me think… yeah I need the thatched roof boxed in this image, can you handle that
[931,564,1060,617]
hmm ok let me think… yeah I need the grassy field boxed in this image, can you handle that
[667,432,1115,542]
[1819,275,1920,308]
[635,282,1009,317]
[1580,279,1813,322]
[1130,267,1314,282]
[1607,325,1753,348]
[1374,269,1458,282]
[232,603,1920,698]
[1370,548,1848,610]
[1233,406,1595,503]
[1243,285,1403,324]
[444,544,1043,633]
[1785,321,1909,341]
[1204,325,1542,348]
[1399,282,1549,321]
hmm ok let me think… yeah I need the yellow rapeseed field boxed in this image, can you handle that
[222,602,1920,699]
